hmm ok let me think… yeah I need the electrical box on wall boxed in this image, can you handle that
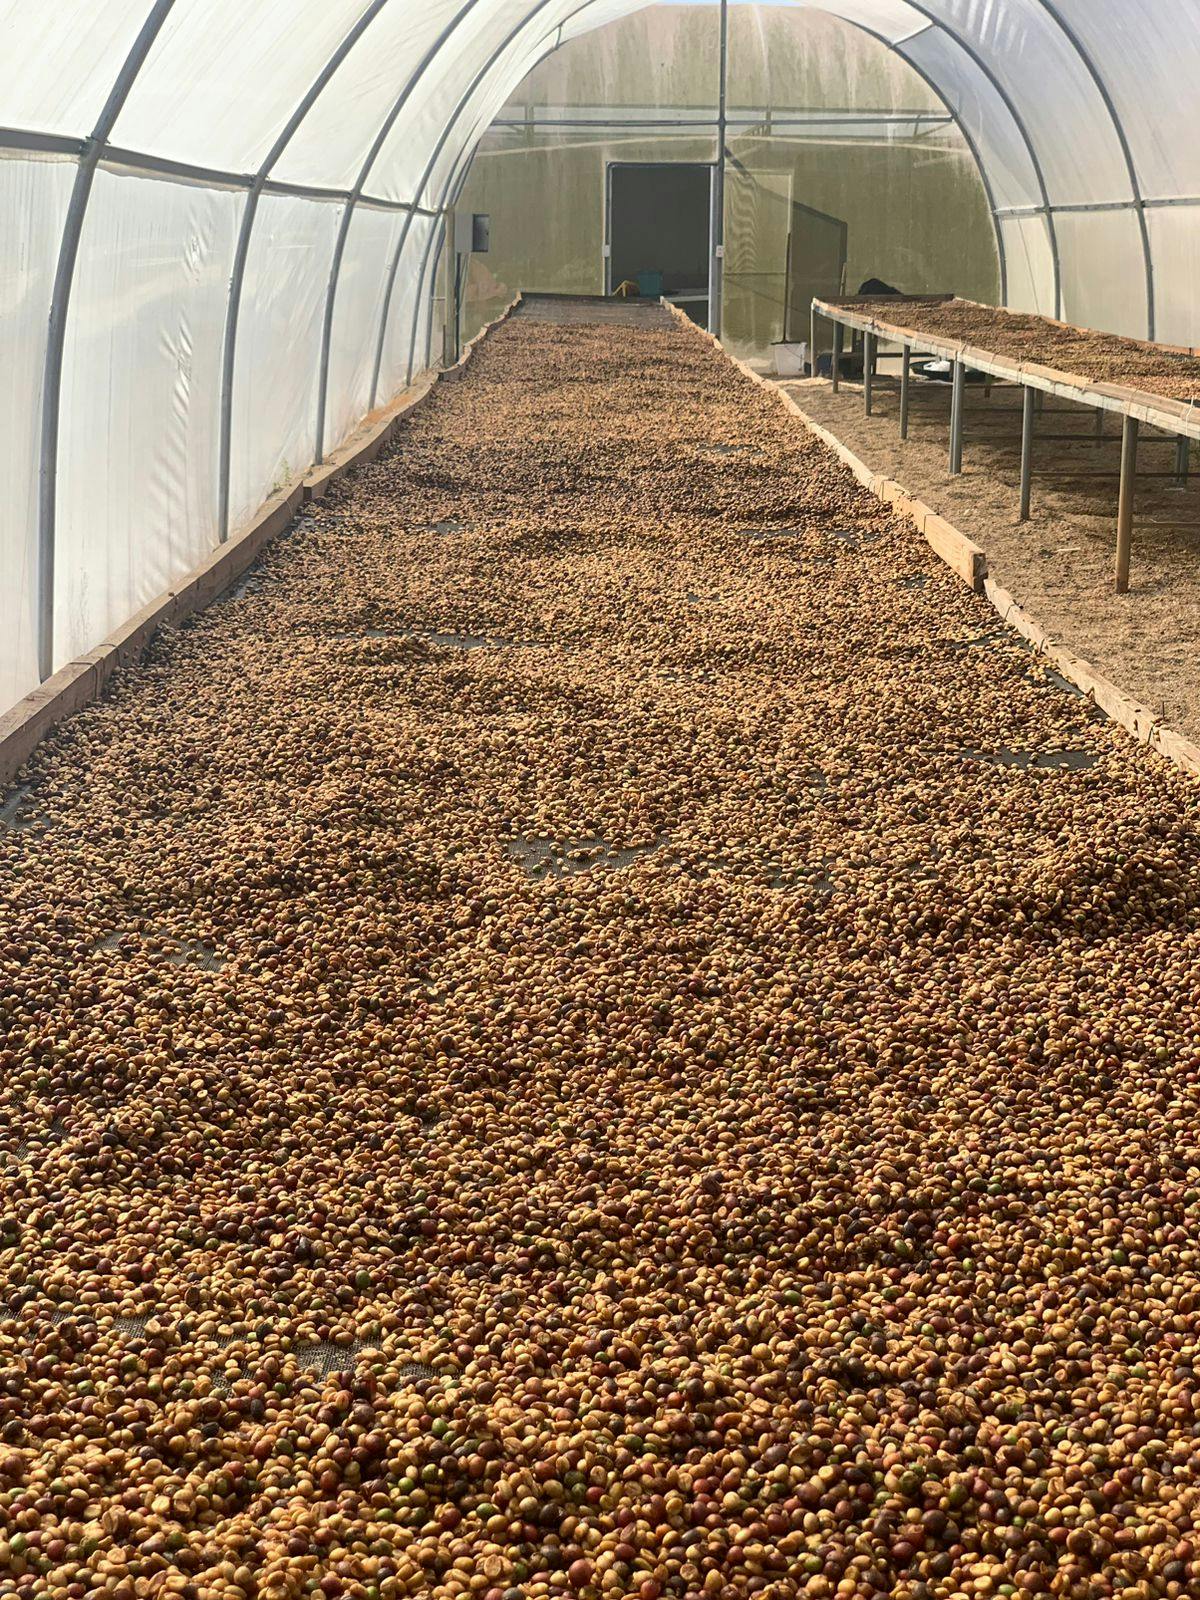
[457,211,490,253]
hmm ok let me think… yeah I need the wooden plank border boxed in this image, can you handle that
[664,299,1200,782]
[0,293,524,789]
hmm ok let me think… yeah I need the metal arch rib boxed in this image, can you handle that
[37,0,178,683]
[840,17,1009,309]
[216,0,395,544]
[1030,0,1155,339]
[393,0,681,397]
[895,0,1061,320]
[404,0,604,390]
[313,0,487,465]
[366,0,574,420]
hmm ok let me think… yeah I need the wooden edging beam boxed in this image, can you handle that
[0,293,524,789]
[661,299,1200,784]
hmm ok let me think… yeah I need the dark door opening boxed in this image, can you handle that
[606,162,712,327]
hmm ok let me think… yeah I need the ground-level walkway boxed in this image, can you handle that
[3,305,1200,1600]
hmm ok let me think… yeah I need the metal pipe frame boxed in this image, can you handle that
[1019,383,1035,521]
[896,0,1060,319]
[37,0,178,683]
[863,332,875,416]
[393,0,611,402]
[710,0,728,341]
[831,322,843,393]
[1115,415,1139,593]
[217,0,394,545]
[313,0,485,464]
[844,22,1009,309]
[899,344,911,439]
[1031,0,1155,340]
[949,357,965,475]
[366,0,567,421]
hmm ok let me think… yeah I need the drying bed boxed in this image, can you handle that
[3,310,1200,1600]
[825,298,1200,410]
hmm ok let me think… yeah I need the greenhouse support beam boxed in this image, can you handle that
[369,0,571,414]
[897,1,1059,319]
[314,0,485,466]
[1032,0,1155,340]
[37,0,178,684]
[846,22,1008,312]
[217,0,394,545]
[710,0,727,341]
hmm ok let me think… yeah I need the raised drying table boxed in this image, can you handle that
[812,295,1200,593]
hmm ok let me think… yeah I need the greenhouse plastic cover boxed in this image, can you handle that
[1,0,1197,718]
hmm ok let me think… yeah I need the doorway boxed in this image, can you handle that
[606,162,712,327]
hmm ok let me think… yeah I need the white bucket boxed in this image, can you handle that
[772,341,808,378]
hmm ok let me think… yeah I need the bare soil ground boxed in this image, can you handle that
[787,370,1200,742]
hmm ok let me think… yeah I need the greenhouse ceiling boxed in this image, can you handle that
[1,0,1196,718]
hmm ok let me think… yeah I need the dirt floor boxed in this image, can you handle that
[5,307,1200,1599]
[787,368,1200,742]
[831,297,1200,402]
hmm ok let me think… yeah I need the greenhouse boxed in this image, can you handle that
[4,5,1200,1599]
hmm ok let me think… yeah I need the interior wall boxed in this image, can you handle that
[455,5,1000,359]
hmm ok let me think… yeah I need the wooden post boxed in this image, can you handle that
[949,358,965,475]
[1115,414,1139,594]
[863,332,875,416]
[1019,383,1035,522]
[832,320,843,393]
[899,345,911,441]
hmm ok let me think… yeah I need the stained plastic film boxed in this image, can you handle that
[0,0,1197,721]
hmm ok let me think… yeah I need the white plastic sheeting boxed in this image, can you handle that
[0,0,1197,722]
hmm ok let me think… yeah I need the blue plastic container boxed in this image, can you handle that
[636,270,664,299]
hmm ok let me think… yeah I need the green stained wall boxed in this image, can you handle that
[454,4,1000,360]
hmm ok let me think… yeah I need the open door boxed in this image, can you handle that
[784,201,848,342]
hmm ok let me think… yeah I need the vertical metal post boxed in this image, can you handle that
[949,358,965,475]
[863,332,875,416]
[1019,383,1035,522]
[709,0,728,340]
[809,303,817,379]
[37,0,178,682]
[1115,414,1139,594]
[831,321,843,393]
[899,345,911,440]
[441,210,457,370]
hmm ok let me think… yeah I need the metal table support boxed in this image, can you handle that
[1115,415,1139,594]
[831,322,843,394]
[863,332,875,416]
[949,358,966,475]
[810,304,818,379]
[899,345,911,441]
[1019,384,1036,522]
